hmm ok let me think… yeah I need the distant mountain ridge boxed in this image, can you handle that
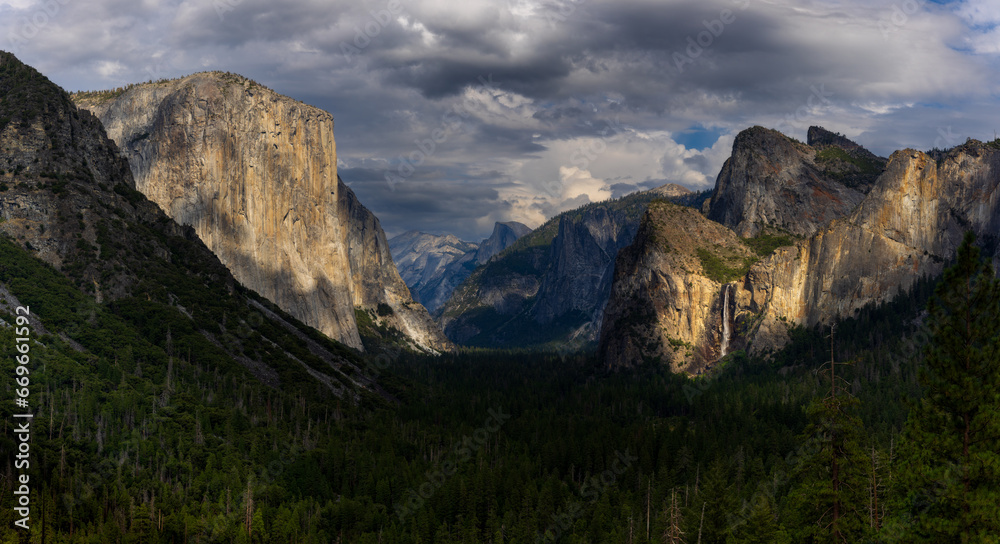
[389,221,530,312]
[474,221,533,265]
[438,183,702,349]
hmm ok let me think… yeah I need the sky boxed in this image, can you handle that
[2,0,999,241]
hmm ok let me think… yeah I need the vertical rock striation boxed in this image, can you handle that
[439,185,690,348]
[740,144,999,353]
[600,132,1000,371]
[74,73,450,352]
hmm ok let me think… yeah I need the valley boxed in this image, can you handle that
[0,42,998,543]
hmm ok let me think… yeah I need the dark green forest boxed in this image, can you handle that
[1,223,998,542]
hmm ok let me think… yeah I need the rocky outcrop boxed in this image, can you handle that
[73,73,450,352]
[390,231,479,312]
[530,207,635,327]
[807,126,887,192]
[389,221,530,313]
[702,126,875,238]
[604,136,1000,370]
[599,201,757,372]
[647,183,693,199]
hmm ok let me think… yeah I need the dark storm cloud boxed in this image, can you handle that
[2,0,997,240]
[346,175,511,238]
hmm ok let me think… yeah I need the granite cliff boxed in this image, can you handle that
[473,221,532,265]
[601,131,1000,370]
[73,73,450,353]
[390,231,479,312]
[0,52,380,398]
[738,142,1000,354]
[599,201,756,372]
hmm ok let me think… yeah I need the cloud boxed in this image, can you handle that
[2,0,998,240]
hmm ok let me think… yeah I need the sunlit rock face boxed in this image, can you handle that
[741,145,999,354]
[75,73,451,352]
[599,201,756,373]
[602,134,1000,371]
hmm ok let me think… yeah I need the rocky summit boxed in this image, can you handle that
[599,200,757,372]
[737,142,1000,354]
[702,126,885,238]
[390,221,530,313]
[0,51,378,398]
[73,73,450,353]
[389,231,479,313]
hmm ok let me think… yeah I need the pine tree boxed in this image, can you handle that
[785,325,870,543]
[891,232,1000,542]
[727,495,788,544]
[690,458,735,544]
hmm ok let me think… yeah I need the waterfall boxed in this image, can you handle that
[720,284,732,358]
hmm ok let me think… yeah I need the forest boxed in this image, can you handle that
[0,228,997,543]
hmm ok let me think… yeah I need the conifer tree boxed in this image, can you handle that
[785,325,870,543]
[891,232,1000,542]
[690,459,736,544]
[727,495,787,544]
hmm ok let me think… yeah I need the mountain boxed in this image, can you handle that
[702,126,885,238]
[388,221,530,313]
[600,134,1000,370]
[0,52,420,539]
[647,182,695,198]
[599,200,757,372]
[0,51,379,398]
[806,125,888,189]
[389,230,479,312]
[472,221,532,264]
[439,184,701,349]
[72,72,450,353]
[739,142,999,353]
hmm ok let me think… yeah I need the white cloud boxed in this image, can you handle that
[95,59,125,78]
